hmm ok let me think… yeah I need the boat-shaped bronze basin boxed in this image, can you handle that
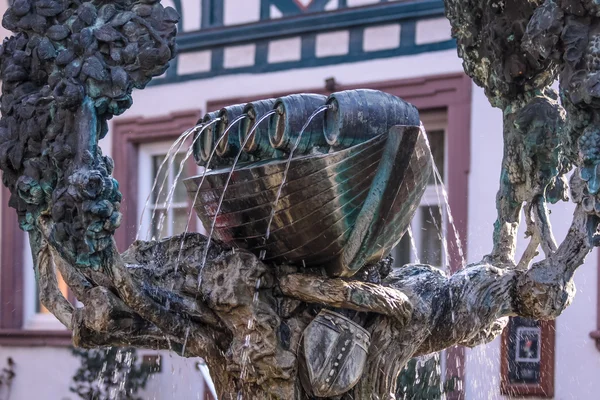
[183,90,433,277]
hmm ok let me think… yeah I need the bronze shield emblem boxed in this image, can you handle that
[301,309,371,397]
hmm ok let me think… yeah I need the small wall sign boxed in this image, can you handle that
[500,317,555,397]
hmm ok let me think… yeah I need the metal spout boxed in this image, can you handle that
[240,98,280,159]
[324,89,420,149]
[268,93,328,155]
[194,111,219,166]
[215,104,246,158]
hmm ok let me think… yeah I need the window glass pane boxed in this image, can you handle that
[426,130,444,185]
[173,207,190,236]
[173,153,190,203]
[151,209,168,239]
[152,155,169,204]
[37,270,69,314]
[149,152,193,238]
[420,206,443,267]
[393,233,411,268]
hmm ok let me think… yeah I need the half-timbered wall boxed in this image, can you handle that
[152,0,453,83]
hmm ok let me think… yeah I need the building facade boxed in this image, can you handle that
[0,0,598,399]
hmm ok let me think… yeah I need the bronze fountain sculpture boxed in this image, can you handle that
[186,90,431,396]
[187,90,430,276]
[0,0,600,398]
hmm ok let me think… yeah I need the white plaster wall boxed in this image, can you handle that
[223,0,261,26]
[363,24,401,52]
[121,49,463,121]
[0,347,208,400]
[0,347,79,400]
[465,85,600,399]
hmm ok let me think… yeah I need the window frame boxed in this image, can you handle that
[398,111,448,268]
[137,141,202,241]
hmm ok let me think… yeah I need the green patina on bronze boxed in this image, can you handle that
[184,90,431,277]
[0,0,178,269]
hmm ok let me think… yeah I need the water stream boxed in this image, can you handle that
[407,226,420,264]
[428,203,450,271]
[239,276,262,386]
[94,347,135,400]
[96,355,109,397]
[154,119,221,239]
[181,326,191,356]
[175,114,249,268]
[137,125,201,240]
[264,105,331,240]
[422,126,466,269]
[432,161,466,268]
[198,110,277,283]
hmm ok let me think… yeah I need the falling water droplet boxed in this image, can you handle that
[181,326,190,356]
[407,226,420,264]
[253,278,261,303]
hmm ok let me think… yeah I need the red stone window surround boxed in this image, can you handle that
[112,110,202,251]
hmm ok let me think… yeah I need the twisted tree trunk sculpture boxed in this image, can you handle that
[0,0,599,398]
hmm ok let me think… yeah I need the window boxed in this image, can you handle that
[392,111,450,396]
[36,275,69,314]
[393,111,447,270]
[23,234,71,331]
[138,142,201,241]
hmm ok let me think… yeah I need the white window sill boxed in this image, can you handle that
[23,313,68,331]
